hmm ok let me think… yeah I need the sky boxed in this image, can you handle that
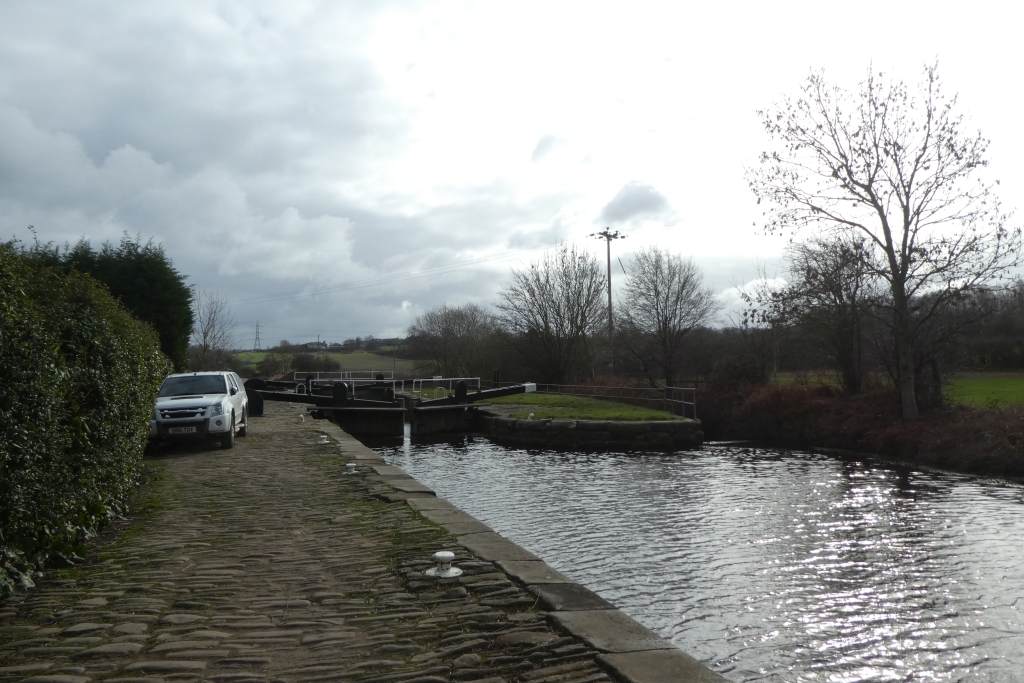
[2,1,1022,347]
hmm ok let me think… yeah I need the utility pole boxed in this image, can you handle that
[253,322,262,351]
[588,228,626,369]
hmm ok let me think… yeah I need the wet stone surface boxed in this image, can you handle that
[0,403,610,683]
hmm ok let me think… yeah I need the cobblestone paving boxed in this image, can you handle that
[0,403,611,683]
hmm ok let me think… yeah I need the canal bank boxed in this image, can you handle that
[0,402,725,683]
[380,435,1024,682]
[477,414,702,451]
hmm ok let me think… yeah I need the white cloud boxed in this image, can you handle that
[2,0,1023,341]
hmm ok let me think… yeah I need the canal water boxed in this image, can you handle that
[376,436,1024,682]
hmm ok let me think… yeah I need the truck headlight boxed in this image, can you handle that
[211,403,224,416]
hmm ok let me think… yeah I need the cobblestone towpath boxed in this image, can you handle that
[1,402,724,683]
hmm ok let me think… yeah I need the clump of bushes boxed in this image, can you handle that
[0,243,171,596]
[291,353,341,373]
[702,374,1024,479]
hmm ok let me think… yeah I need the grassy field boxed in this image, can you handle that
[482,393,680,421]
[233,351,418,375]
[947,374,1024,408]
[779,371,1024,408]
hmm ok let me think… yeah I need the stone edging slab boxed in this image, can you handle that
[478,413,704,451]
[315,419,728,683]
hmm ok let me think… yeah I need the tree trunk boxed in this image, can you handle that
[892,295,919,418]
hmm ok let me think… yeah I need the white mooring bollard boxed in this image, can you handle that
[424,550,463,578]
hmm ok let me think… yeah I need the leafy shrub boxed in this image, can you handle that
[22,235,194,372]
[0,244,171,596]
[292,353,340,373]
[255,351,291,378]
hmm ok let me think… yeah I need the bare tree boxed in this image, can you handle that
[745,235,877,393]
[407,303,496,377]
[189,289,237,371]
[496,243,606,383]
[617,247,720,387]
[749,64,1021,417]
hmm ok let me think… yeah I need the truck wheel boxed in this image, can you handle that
[221,413,236,449]
[237,409,248,437]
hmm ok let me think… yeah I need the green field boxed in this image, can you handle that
[776,371,1024,408]
[482,393,681,421]
[947,374,1024,408]
[233,351,418,375]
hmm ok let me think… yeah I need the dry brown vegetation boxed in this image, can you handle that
[700,371,1024,479]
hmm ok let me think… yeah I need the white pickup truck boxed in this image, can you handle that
[150,371,249,449]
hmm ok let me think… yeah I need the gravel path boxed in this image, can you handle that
[0,402,610,683]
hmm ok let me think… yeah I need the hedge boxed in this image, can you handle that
[0,243,171,596]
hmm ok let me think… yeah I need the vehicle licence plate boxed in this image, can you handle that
[169,426,197,434]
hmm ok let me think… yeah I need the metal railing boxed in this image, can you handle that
[292,370,394,381]
[408,377,482,397]
[663,386,697,419]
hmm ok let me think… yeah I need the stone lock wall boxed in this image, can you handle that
[479,413,704,451]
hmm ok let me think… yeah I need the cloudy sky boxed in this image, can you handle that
[2,1,1022,347]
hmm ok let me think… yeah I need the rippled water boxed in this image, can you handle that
[376,436,1024,682]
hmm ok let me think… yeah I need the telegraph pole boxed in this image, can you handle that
[588,228,625,369]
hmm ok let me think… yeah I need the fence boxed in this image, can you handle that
[292,370,394,381]
[409,377,482,398]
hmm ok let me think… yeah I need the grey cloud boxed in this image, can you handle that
[0,1,581,342]
[600,182,669,224]
[0,3,394,182]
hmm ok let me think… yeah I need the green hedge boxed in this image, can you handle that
[0,243,171,596]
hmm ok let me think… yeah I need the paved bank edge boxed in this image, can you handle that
[316,418,726,683]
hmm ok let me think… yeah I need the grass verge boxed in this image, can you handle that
[482,393,681,421]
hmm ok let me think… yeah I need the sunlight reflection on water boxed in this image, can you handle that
[376,437,1024,682]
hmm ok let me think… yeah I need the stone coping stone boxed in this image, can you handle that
[456,532,540,562]
[406,497,458,512]
[549,610,675,653]
[386,479,435,495]
[418,509,484,525]
[496,560,574,585]
[572,420,610,432]
[528,583,615,611]
[439,521,494,536]
[372,465,412,477]
[598,651,729,682]
[339,453,385,463]
[379,492,432,503]
[368,474,415,484]
[337,450,385,462]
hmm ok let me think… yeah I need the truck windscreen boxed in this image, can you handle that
[159,376,228,397]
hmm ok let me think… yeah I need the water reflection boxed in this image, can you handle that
[376,437,1024,682]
